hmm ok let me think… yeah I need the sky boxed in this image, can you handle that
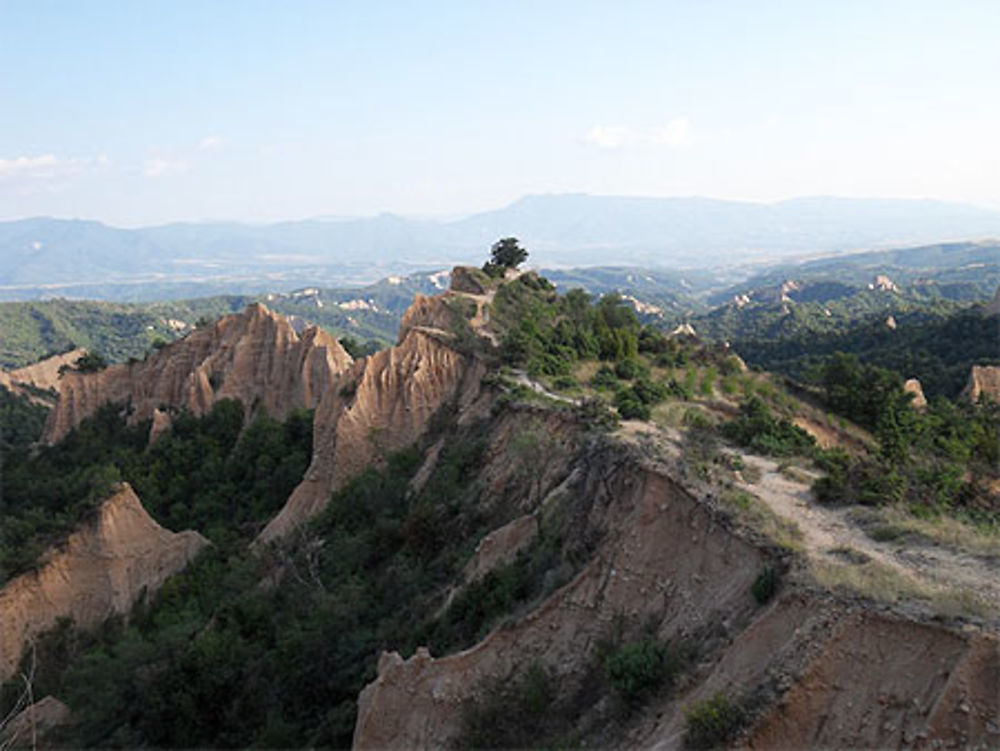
[1,0,999,226]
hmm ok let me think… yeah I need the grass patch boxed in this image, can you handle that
[684,692,747,749]
[849,505,1000,558]
[809,558,927,604]
[720,490,804,552]
[602,637,688,706]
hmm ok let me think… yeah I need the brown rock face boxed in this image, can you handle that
[0,348,88,405]
[398,293,461,339]
[746,613,1000,750]
[449,266,489,295]
[258,326,484,543]
[0,696,71,750]
[4,348,87,391]
[43,304,352,444]
[962,365,1000,404]
[0,484,207,681]
[462,514,538,583]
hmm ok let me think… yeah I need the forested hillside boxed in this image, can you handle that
[1,266,998,749]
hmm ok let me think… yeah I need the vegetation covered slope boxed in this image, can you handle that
[1,266,997,750]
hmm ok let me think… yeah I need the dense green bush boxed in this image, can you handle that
[496,279,643,378]
[684,692,747,749]
[0,399,313,584]
[0,384,48,451]
[591,365,620,391]
[18,420,500,749]
[603,638,682,705]
[721,396,815,457]
[615,389,651,420]
[809,356,998,518]
[751,566,778,604]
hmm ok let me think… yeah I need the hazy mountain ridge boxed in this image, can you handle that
[5,195,1000,301]
[2,239,997,372]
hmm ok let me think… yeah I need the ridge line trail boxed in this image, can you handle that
[736,453,1000,617]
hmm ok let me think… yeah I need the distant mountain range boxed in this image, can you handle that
[3,194,1000,301]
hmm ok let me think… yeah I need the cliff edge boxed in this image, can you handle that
[0,484,208,681]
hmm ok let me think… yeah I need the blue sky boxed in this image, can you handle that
[1,0,998,225]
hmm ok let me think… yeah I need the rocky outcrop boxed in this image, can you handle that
[43,304,352,444]
[449,266,489,295]
[0,484,207,681]
[870,274,900,293]
[670,322,696,338]
[961,365,1000,404]
[0,696,71,749]
[462,514,538,583]
[398,293,461,339]
[3,348,87,392]
[258,326,485,543]
[0,348,88,405]
[904,378,928,409]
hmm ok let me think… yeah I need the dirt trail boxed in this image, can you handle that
[737,453,1000,617]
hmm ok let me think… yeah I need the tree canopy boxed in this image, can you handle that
[485,237,528,276]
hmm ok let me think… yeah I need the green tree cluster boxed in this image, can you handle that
[483,237,529,277]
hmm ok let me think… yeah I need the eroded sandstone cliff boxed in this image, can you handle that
[0,484,207,681]
[961,364,1000,404]
[0,348,87,405]
[258,325,485,543]
[43,304,352,444]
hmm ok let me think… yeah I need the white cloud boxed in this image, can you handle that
[648,118,692,147]
[584,118,692,149]
[584,126,639,149]
[199,135,224,150]
[0,154,88,180]
[143,158,188,178]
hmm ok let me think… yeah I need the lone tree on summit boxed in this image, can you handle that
[484,237,528,277]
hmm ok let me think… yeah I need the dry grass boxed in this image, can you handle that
[851,505,1000,559]
[720,489,804,552]
[809,557,995,619]
[881,506,1000,558]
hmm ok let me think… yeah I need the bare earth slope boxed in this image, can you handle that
[43,303,352,444]
[0,484,207,681]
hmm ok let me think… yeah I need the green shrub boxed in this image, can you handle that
[699,367,717,396]
[751,566,777,604]
[604,638,681,705]
[591,365,620,391]
[552,374,579,391]
[721,397,815,457]
[615,389,651,421]
[633,377,669,406]
[684,693,747,749]
[614,358,646,381]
